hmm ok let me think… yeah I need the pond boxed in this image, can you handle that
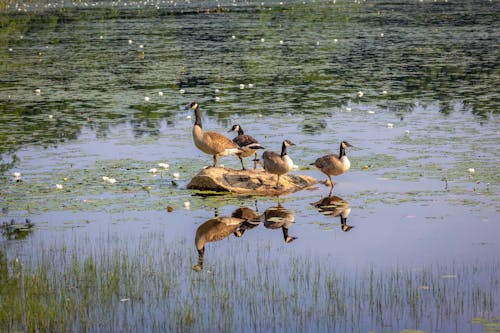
[1,0,499,332]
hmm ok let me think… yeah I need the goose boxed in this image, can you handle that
[229,124,264,170]
[311,141,352,188]
[193,216,245,271]
[189,102,242,167]
[262,139,296,189]
[312,195,353,232]
[263,204,297,243]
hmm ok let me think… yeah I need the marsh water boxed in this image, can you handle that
[1,0,499,332]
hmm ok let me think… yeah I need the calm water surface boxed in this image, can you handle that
[1,0,499,332]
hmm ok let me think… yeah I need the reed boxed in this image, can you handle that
[1,238,499,332]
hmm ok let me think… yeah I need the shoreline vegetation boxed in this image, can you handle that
[1,239,499,332]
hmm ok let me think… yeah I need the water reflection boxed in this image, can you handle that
[193,207,260,271]
[263,203,297,244]
[1,218,35,240]
[193,201,297,271]
[312,195,354,232]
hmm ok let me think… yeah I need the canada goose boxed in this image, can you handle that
[193,216,245,271]
[312,195,353,232]
[189,102,242,167]
[262,139,296,189]
[263,204,297,243]
[311,141,352,188]
[229,124,264,170]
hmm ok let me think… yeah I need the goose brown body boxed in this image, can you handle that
[311,141,352,188]
[262,140,296,188]
[189,102,242,167]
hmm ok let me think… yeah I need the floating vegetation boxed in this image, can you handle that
[0,218,34,240]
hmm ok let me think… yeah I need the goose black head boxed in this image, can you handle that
[229,124,242,133]
[188,102,199,110]
[341,141,352,149]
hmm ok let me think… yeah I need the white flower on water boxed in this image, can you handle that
[215,96,221,102]
[387,123,394,128]
[139,44,144,49]
[357,91,364,98]
[13,172,22,180]
[279,40,284,45]
[144,96,150,102]
[405,130,410,135]
[158,91,163,96]
[102,176,117,184]
[179,89,185,94]
[334,39,338,43]
[55,184,63,190]
[345,107,352,112]
[149,168,158,174]
[183,201,191,208]
[367,110,375,114]
[239,84,245,89]
[248,83,254,88]
[172,172,180,179]
[260,38,265,43]
[35,88,41,95]
[382,90,388,95]
[158,163,169,169]
[128,39,133,44]
[468,168,475,175]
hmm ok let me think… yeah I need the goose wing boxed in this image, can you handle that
[313,154,341,168]
[233,134,258,147]
[204,131,240,152]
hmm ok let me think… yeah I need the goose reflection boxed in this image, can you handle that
[263,203,297,243]
[193,207,260,271]
[311,195,354,232]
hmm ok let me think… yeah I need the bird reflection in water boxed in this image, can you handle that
[193,201,298,271]
[263,203,297,243]
[311,195,354,232]
[193,207,260,271]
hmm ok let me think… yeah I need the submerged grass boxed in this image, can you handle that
[1,236,499,333]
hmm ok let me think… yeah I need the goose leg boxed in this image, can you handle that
[213,155,218,167]
[239,156,246,170]
[274,175,280,189]
[253,153,257,169]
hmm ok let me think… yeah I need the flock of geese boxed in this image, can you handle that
[189,102,353,189]
[188,102,355,271]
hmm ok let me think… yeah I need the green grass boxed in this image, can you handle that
[1,236,498,332]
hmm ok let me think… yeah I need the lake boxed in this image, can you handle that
[1,0,499,332]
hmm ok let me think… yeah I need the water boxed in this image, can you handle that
[1,1,499,332]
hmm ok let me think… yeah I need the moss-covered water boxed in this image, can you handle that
[1,0,499,332]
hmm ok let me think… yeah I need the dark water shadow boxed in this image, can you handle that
[311,195,354,232]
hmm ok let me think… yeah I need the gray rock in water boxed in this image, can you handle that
[187,167,318,196]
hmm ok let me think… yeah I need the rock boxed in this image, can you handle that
[187,167,318,196]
